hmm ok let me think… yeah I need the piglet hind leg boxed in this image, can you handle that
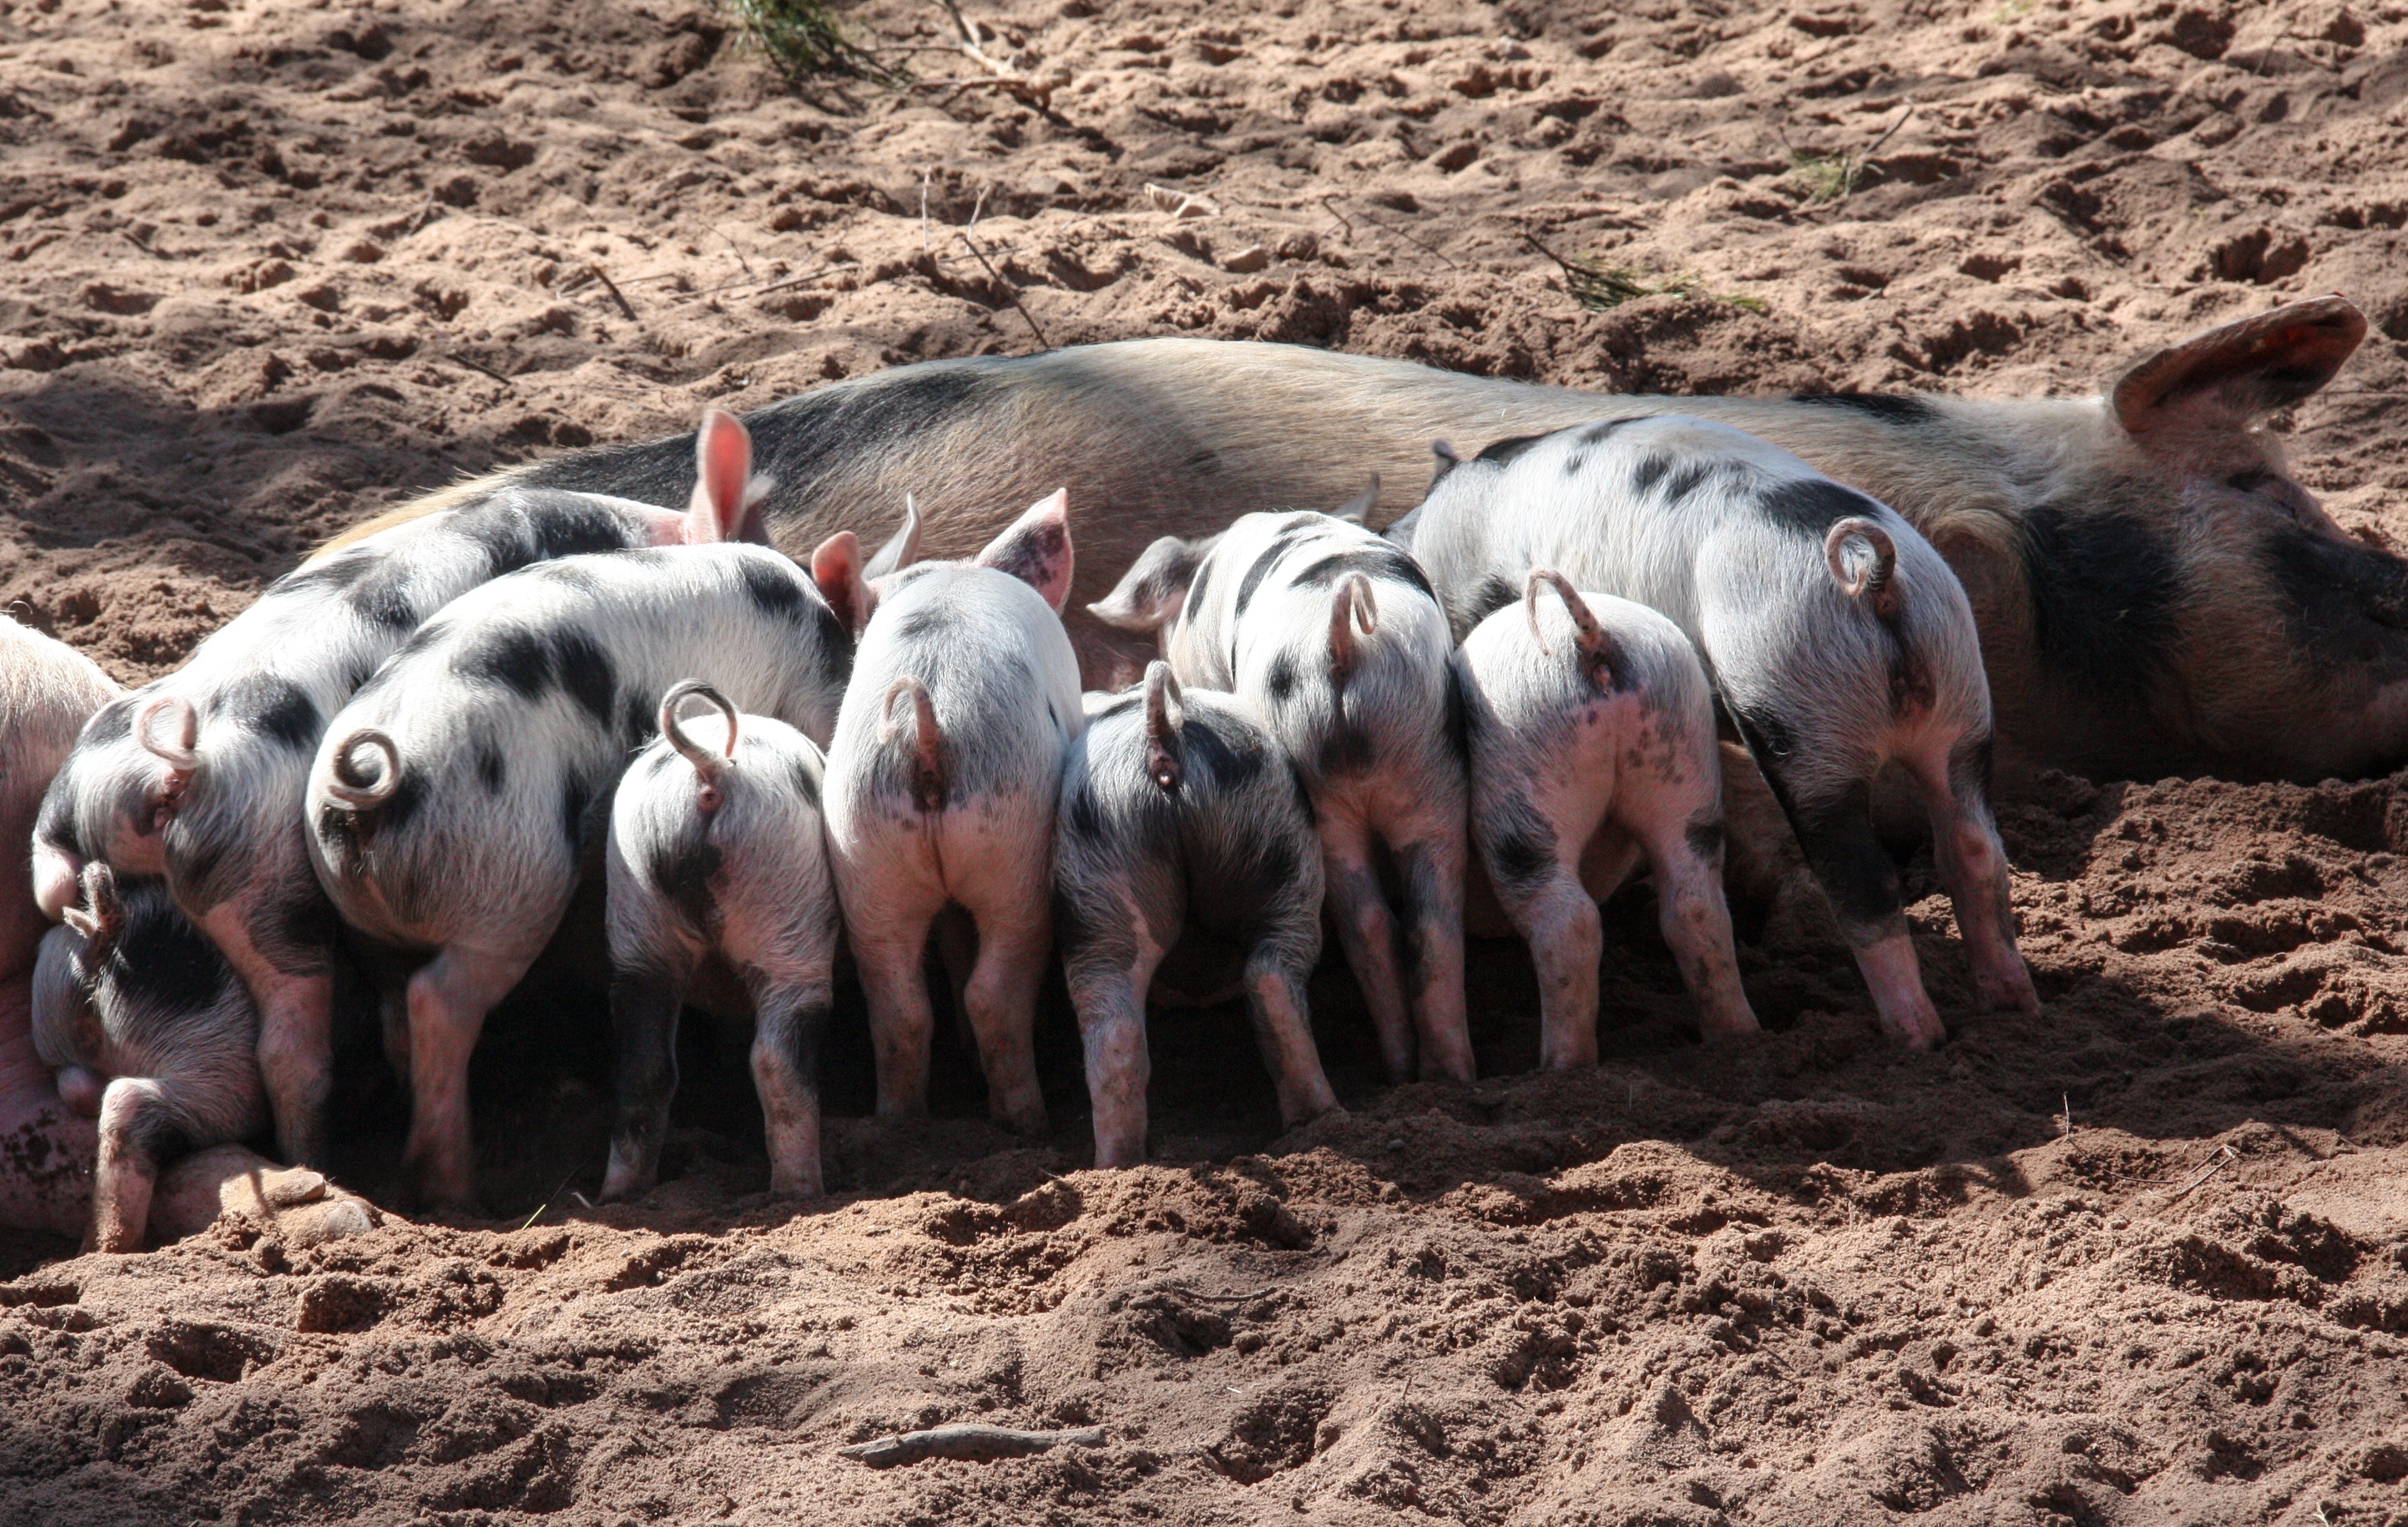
[1787,781,1944,1049]
[749,985,833,1199]
[1916,748,2040,1016]
[89,1077,180,1253]
[1242,944,1339,1128]
[1396,833,1474,1083]
[960,893,1053,1136]
[1640,821,1759,1042]
[403,944,539,1212]
[1317,814,1416,1083]
[1067,957,1158,1168]
[1489,852,1603,1072]
[600,962,690,1203]
[853,914,941,1121]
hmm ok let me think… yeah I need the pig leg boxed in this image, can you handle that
[1393,827,1473,1083]
[403,943,540,1211]
[1488,847,1603,1072]
[1317,811,1416,1083]
[853,914,942,1119]
[958,890,1051,1136]
[89,1077,181,1253]
[1241,942,1338,1128]
[190,891,339,1166]
[1782,779,1943,1049]
[600,959,691,1203]
[1913,744,2038,1015]
[749,982,833,1199]
[1067,948,1163,1168]
[1637,819,1759,1040]
[379,982,411,1087]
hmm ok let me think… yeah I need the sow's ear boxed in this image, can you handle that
[687,408,770,543]
[1088,533,1204,633]
[808,531,871,637]
[2109,295,2366,434]
[975,489,1075,614]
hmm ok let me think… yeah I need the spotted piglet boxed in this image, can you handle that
[1056,662,1337,1166]
[1090,506,1471,1085]
[31,866,265,1252]
[819,492,1082,1136]
[603,682,838,1202]
[1456,571,1757,1065]
[305,538,851,1209]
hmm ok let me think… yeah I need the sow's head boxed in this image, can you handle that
[2001,295,2408,784]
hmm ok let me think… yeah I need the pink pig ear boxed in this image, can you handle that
[809,531,872,637]
[686,409,755,543]
[975,489,1075,614]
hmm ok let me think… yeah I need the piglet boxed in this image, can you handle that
[31,865,266,1252]
[603,681,838,1201]
[1091,503,1471,1085]
[305,536,851,1209]
[32,410,767,1171]
[1456,571,1757,1063]
[1056,662,1336,1165]
[818,492,1082,1135]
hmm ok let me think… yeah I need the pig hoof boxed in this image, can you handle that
[260,1168,328,1208]
[277,1192,383,1248]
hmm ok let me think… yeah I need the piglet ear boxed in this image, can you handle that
[1087,533,1203,633]
[975,488,1076,614]
[686,409,755,544]
[809,531,872,637]
[1331,473,1381,525]
[864,495,924,579]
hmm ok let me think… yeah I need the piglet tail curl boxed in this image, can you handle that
[1143,661,1185,793]
[1329,571,1380,683]
[325,728,403,811]
[135,693,200,773]
[661,679,740,812]
[1824,516,1902,622]
[881,675,947,812]
[1524,568,1621,691]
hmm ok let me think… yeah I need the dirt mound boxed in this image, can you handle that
[6,0,2408,1520]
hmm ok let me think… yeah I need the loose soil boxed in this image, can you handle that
[2,0,2407,1522]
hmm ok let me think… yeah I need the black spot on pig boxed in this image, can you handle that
[521,493,643,561]
[655,832,722,936]
[552,631,617,727]
[1685,817,1724,861]
[1235,528,1311,617]
[218,676,322,752]
[895,602,956,643]
[1466,574,1517,627]
[2260,522,2408,668]
[1789,781,1903,934]
[1442,664,1469,761]
[1317,721,1374,776]
[1728,702,1797,769]
[1757,478,1880,537]
[1787,391,1939,424]
[738,558,813,624]
[1481,794,1557,893]
[474,741,506,794]
[103,890,236,1018]
[1180,713,1266,788]
[244,878,341,976]
[787,756,820,809]
[1474,434,1546,465]
[983,516,1067,592]
[380,768,428,835]
[1288,546,1435,601]
[1064,780,1104,844]
[618,693,651,748]
[1661,461,1724,505]
[1265,652,1299,705]
[559,776,597,855]
[1579,417,1640,443]
[2020,505,2180,705]
[1630,452,1673,498]
[1186,556,1214,614]
[83,697,136,747]
[456,626,555,701]
[346,565,424,631]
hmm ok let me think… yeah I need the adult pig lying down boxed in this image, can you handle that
[318,297,2398,792]
[2,616,375,1249]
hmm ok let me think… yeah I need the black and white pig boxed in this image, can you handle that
[1455,571,1757,1065]
[31,865,265,1252]
[819,492,1082,1137]
[1055,662,1337,1166]
[1397,416,2034,1048]
[1091,508,1472,1085]
[32,410,767,1169]
[303,542,851,1209]
[603,681,838,1202]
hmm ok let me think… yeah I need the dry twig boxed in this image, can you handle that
[2168,1144,2238,1203]
[958,229,1049,349]
[839,1424,1106,1468]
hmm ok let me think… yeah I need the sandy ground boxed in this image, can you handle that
[4,0,2408,1521]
